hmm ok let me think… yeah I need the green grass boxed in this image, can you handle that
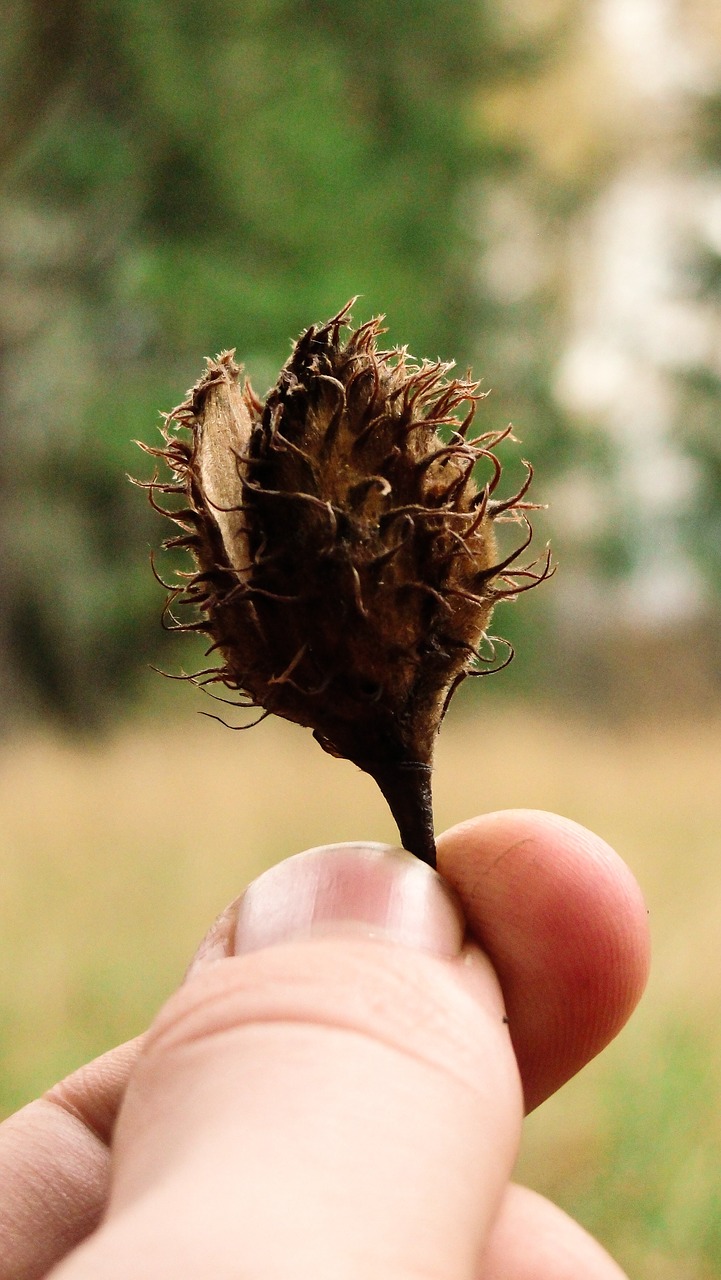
[1,697,720,1277]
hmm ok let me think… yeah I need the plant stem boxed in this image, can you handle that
[371,762,437,869]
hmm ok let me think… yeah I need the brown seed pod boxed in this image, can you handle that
[140,302,552,867]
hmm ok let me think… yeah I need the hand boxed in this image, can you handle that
[0,810,650,1279]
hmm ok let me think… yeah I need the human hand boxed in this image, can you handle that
[0,810,650,1279]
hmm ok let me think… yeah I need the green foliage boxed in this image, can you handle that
[579,1025,721,1277]
[2,0,569,727]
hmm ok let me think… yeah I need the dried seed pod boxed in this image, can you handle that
[141,303,552,867]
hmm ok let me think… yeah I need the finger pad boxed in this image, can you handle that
[437,810,650,1110]
[483,1184,629,1278]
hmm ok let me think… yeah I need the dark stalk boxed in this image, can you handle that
[370,762,437,869]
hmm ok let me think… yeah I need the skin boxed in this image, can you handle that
[0,809,650,1279]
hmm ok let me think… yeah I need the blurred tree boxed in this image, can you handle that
[1,0,571,730]
[475,0,721,711]
[679,88,721,599]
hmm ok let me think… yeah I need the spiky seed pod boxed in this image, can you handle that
[141,303,552,867]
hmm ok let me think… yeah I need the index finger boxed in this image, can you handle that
[437,809,651,1111]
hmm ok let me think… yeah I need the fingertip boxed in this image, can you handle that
[437,809,650,1110]
[483,1183,629,1279]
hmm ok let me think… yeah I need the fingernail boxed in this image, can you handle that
[234,843,465,959]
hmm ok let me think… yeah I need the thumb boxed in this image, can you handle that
[50,844,523,1280]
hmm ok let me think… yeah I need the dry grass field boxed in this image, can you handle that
[1,696,720,1278]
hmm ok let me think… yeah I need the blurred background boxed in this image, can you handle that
[1,0,720,1275]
